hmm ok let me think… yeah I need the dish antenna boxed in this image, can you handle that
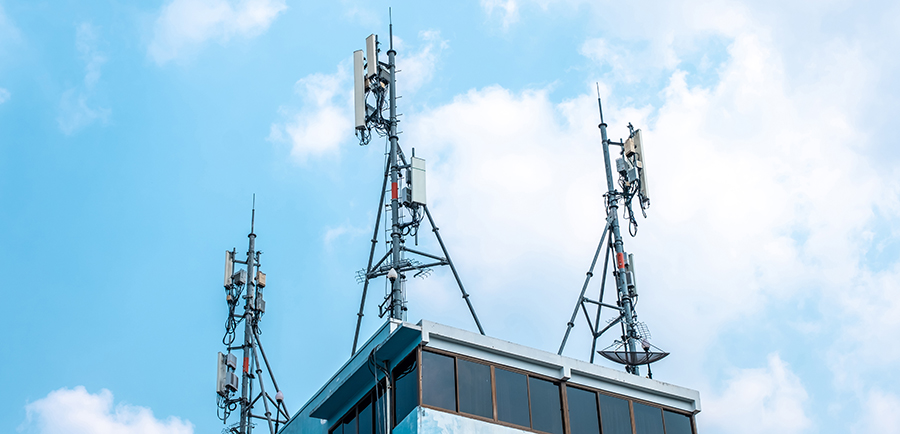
[349,14,486,355]
[557,87,667,377]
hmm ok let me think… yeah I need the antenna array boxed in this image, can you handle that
[215,201,290,434]
[557,90,668,377]
[350,22,486,355]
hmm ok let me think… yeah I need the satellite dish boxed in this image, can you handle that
[598,340,669,366]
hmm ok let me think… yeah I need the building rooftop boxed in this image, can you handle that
[283,320,700,434]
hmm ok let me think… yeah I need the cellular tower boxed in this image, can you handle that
[349,19,485,355]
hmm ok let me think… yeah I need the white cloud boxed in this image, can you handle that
[324,223,366,251]
[0,88,9,104]
[268,65,352,162]
[852,389,900,434]
[703,354,812,434]
[0,5,22,50]
[148,0,287,64]
[58,22,110,135]
[20,386,193,434]
[396,31,448,95]
[392,4,897,400]
[481,0,520,30]
[269,32,446,163]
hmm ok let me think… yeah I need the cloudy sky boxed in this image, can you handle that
[2,0,899,433]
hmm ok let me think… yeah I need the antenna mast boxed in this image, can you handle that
[350,16,485,354]
[557,89,666,377]
[216,198,290,433]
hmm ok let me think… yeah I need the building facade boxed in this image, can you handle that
[282,320,700,434]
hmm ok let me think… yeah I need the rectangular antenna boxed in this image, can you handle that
[223,251,234,287]
[353,49,366,130]
[365,34,377,78]
[410,157,427,205]
[633,129,650,204]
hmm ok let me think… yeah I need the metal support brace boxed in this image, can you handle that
[352,156,391,355]
[424,205,485,335]
[559,215,613,355]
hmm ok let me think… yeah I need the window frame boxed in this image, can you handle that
[421,347,567,434]
[330,346,698,434]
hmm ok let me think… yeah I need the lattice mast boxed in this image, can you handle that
[350,16,485,355]
[216,201,290,434]
[558,88,667,377]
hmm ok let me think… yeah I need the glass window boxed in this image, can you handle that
[566,386,600,434]
[330,422,342,434]
[393,352,419,427]
[458,358,493,419]
[422,351,457,411]
[663,410,693,434]
[598,394,632,434]
[342,411,357,434]
[495,367,530,427]
[358,396,373,434]
[633,402,664,434]
[529,377,563,434]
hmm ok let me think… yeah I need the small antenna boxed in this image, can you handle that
[251,194,256,235]
[596,83,604,124]
[389,8,393,51]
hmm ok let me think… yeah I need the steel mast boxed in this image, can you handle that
[386,26,404,321]
[597,98,640,375]
[350,17,485,354]
[558,90,665,376]
[217,200,290,433]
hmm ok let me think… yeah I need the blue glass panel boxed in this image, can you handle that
[598,394,632,434]
[566,386,600,434]
[529,377,563,434]
[663,410,693,434]
[633,402,664,434]
[495,368,530,427]
[422,351,457,411]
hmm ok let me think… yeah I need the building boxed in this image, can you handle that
[281,320,700,434]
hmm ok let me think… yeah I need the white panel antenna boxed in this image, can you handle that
[410,157,426,205]
[365,34,377,78]
[633,129,649,206]
[353,50,366,130]
[224,251,234,287]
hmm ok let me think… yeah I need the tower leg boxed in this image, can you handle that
[423,205,485,335]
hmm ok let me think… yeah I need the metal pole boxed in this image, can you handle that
[387,30,405,321]
[240,210,257,434]
[598,97,640,376]
[423,205,485,335]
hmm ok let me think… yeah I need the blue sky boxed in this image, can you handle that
[2,0,900,433]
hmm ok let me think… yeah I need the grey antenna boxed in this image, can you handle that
[557,87,666,377]
[350,13,486,355]
[216,196,290,434]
